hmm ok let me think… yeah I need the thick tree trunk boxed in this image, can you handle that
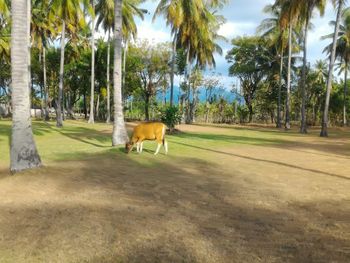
[343,63,348,126]
[83,93,87,119]
[88,2,95,124]
[277,49,283,128]
[285,22,292,130]
[10,0,41,173]
[248,104,253,123]
[321,1,343,137]
[57,20,65,127]
[300,16,309,134]
[43,46,49,121]
[144,94,150,121]
[106,31,111,123]
[112,0,129,146]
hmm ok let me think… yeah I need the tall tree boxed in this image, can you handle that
[10,0,41,172]
[274,0,302,129]
[96,0,146,123]
[258,4,289,128]
[50,0,85,127]
[88,0,96,124]
[299,0,326,133]
[323,7,350,126]
[320,0,346,136]
[112,0,129,145]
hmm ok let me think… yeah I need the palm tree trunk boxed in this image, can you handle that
[43,46,49,121]
[122,40,128,102]
[96,92,100,120]
[57,20,65,127]
[285,22,292,130]
[170,34,176,106]
[185,42,192,124]
[300,16,309,134]
[106,31,111,123]
[112,0,129,146]
[88,2,95,124]
[277,49,283,128]
[10,0,41,173]
[321,1,343,137]
[343,62,348,126]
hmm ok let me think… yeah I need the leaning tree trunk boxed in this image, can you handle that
[285,22,292,130]
[106,30,111,123]
[300,16,309,134]
[321,1,343,137]
[10,0,41,173]
[343,62,348,126]
[112,0,129,146]
[43,46,50,121]
[57,20,65,127]
[277,49,283,128]
[88,1,95,124]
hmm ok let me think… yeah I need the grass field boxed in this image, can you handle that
[0,120,349,262]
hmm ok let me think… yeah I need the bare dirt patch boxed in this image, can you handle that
[0,123,349,262]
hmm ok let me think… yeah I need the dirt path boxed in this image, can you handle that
[0,123,349,262]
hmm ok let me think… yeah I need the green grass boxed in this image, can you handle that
[0,119,291,170]
[3,119,348,171]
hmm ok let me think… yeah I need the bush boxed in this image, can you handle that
[160,105,182,131]
[236,105,249,123]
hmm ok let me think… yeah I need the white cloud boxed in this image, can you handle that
[135,21,171,44]
[218,21,257,39]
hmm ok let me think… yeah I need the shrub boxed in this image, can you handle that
[160,105,182,131]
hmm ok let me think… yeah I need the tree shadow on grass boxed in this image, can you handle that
[0,152,349,262]
[171,140,350,182]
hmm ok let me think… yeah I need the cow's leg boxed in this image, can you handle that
[154,143,162,155]
[164,140,168,155]
[136,142,140,153]
[140,142,144,153]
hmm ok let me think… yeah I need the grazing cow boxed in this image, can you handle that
[125,122,168,155]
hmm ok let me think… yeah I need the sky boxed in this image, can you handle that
[132,0,338,90]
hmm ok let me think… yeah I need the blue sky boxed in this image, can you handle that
[132,0,338,90]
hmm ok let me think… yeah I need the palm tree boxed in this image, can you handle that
[32,0,55,121]
[320,0,346,137]
[323,8,350,126]
[11,0,41,172]
[154,0,227,107]
[299,0,326,133]
[112,0,129,145]
[88,0,96,124]
[258,4,288,128]
[96,0,146,123]
[50,0,86,127]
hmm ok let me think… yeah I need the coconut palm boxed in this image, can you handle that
[320,0,346,137]
[258,4,288,128]
[154,0,227,107]
[96,0,146,123]
[11,0,41,172]
[88,0,96,124]
[31,0,55,121]
[299,0,326,133]
[274,0,302,129]
[323,8,350,126]
[112,0,129,145]
[50,0,86,127]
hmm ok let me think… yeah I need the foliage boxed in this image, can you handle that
[160,105,182,130]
